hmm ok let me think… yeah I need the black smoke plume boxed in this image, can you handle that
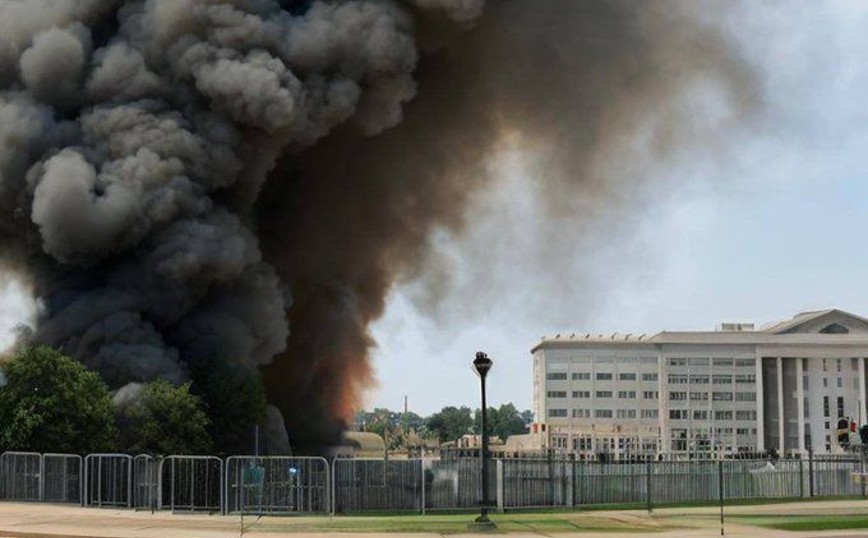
[0,0,756,451]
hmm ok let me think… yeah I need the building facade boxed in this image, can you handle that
[531,309,868,458]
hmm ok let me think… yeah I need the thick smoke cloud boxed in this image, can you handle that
[0,0,757,451]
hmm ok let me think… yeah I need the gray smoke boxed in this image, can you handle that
[0,0,758,451]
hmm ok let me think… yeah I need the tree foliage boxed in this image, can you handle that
[0,346,116,453]
[426,406,473,443]
[116,381,212,455]
[473,403,530,439]
[189,358,266,454]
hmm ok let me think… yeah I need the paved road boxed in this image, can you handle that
[0,500,867,538]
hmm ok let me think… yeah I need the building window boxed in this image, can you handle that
[596,372,613,381]
[690,391,709,401]
[669,391,687,401]
[548,409,568,418]
[596,391,613,398]
[713,392,733,401]
[713,375,732,385]
[713,358,734,367]
[715,410,734,420]
[669,358,687,367]
[641,409,658,419]
[572,409,590,418]
[735,359,755,367]
[551,434,568,449]
[669,409,688,420]
[735,410,757,421]
[690,375,710,384]
[642,373,658,381]
[572,372,591,380]
[804,397,810,418]
[735,374,756,384]
[643,391,658,399]
[619,373,637,381]
[803,376,809,390]
[735,392,756,402]
[594,409,613,418]
[616,409,637,419]
[572,391,591,398]
[837,359,842,372]
[547,391,567,398]
[837,396,845,418]
[823,359,827,372]
[547,373,567,381]
[823,378,828,388]
[618,390,636,399]
[690,358,710,366]
[573,436,592,452]
[837,377,843,388]
[852,358,859,371]
[693,410,709,420]
[668,375,688,384]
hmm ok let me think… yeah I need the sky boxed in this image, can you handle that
[3,2,868,417]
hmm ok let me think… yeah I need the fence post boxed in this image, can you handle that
[420,458,426,516]
[799,456,804,498]
[808,449,814,498]
[495,459,504,513]
[38,454,45,503]
[645,458,652,513]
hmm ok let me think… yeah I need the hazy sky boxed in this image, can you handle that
[2,2,868,417]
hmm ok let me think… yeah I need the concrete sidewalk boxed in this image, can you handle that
[0,501,867,538]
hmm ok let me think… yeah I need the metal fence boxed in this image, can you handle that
[159,456,223,513]
[84,454,132,508]
[225,456,330,515]
[43,454,82,504]
[2,451,866,513]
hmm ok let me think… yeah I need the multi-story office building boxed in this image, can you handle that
[532,309,868,458]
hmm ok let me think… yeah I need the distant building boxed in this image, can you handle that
[532,309,868,459]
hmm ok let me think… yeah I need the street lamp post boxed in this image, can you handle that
[470,351,496,531]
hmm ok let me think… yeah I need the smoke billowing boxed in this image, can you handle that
[0,0,757,451]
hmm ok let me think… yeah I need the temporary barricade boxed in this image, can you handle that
[133,455,159,511]
[42,454,82,504]
[0,452,41,502]
[159,455,223,513]
[225,456,330,515]
[84,454,133,508]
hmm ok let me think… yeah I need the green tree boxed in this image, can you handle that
[116,381,212,455]
[190,359,266,454]
[473,404,530,439]
[426,406,473,443]
[0,346,116,453]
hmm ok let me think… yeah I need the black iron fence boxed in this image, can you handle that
[0,451,865,514]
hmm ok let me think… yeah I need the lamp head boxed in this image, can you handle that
[473,351,493,378]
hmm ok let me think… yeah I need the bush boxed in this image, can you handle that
[0,346,116,453]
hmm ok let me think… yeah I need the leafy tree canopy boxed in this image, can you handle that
[426,406,473,443]
[0,346,116,453]
[473,403,530,439]
[116,380,212,455]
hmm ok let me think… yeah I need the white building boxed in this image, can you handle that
[532,309,868,458]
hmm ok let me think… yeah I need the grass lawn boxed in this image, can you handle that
[731,514,868,531]
[248,512,669,534]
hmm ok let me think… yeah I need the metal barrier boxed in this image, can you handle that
[2,452,867,513]
[42,454,82,504]
[225,456,329,515]
[502,458,571,508]
[84,454,133,507]
[425,458,496,511]
[159,456,223,513]
[333,458,423,513]
[0,452,42,502]
[133,455,159,511]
